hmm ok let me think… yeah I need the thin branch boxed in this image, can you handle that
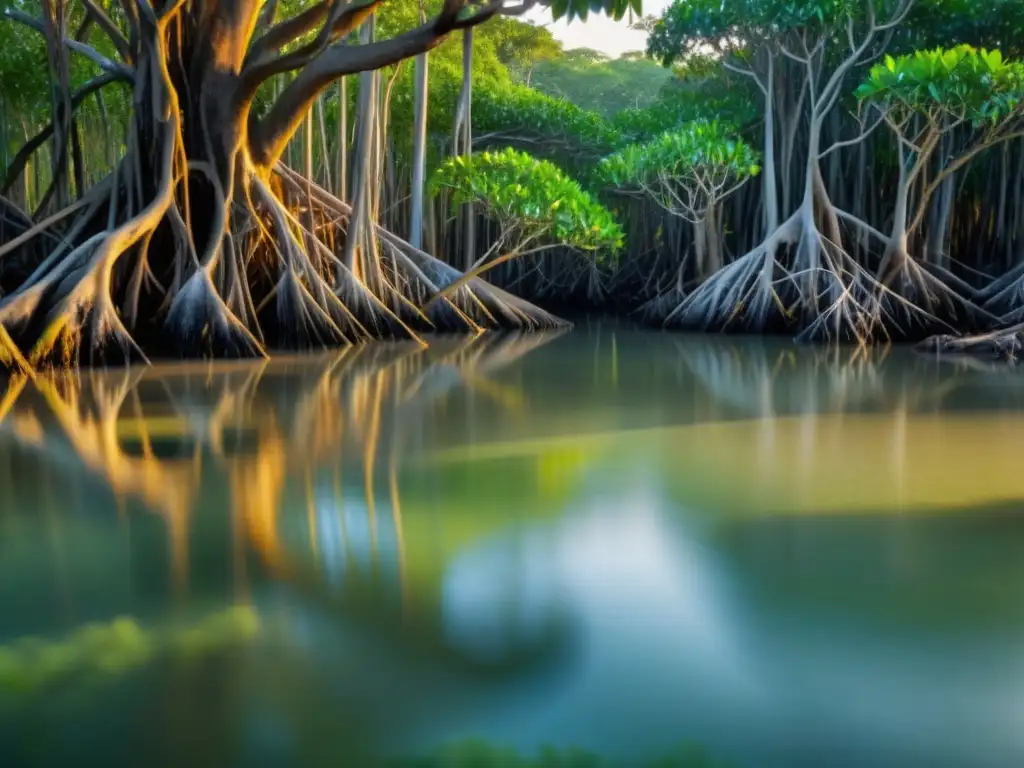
[909,127,1024,233]
[835,207,890,243]
[722,59,767,95]
[819,108,885,159]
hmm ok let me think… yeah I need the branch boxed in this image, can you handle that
[248,0,377,63]
[875,0,914,31]
[816,1,911,116]
[780,43,808,65]
[818,107,885,159]
[80,0,133,63]
[722,59,767,96]
[834,207,891,244]
[117,0,139,49]
[256,0,281,34]
[250,0,504,168]
[499,0,538,15]
[239,0,383,100]
[3,9,134,79]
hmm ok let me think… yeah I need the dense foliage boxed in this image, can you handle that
[857,46,1024,123]
[473,84,623,160]
[529,48,672,116]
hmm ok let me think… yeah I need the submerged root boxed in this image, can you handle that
[918,324,1024,363]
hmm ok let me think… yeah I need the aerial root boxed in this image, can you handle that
[795,269,879,344]
[537,256,607,308]
[273,267,353,350]
[872,255,991,341]
[979,264,1024,325]
[660,209,988,345]
[638,286,687,324]
[276,165,566,332]
[267,169,431,340]
[0,151,567,371]
[0,324,31,373]
[29,264,148,367]
[166,269,266,359]
[664,234,786,334]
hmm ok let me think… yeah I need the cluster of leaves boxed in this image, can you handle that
[857,45,1024,124]
[430,147,624,251]
[538,0,642,22]
[596,120,760,193]
[0,607,259,694]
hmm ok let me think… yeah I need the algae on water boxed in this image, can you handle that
[0,605,259,695]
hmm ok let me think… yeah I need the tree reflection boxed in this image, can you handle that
[0,331,570,677]
[661,337,1024,517]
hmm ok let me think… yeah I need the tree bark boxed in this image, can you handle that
[457,29,475,270]
[409,51,429,250]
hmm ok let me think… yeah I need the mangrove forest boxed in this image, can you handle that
[3,0,1024,368]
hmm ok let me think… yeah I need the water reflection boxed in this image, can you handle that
[3,329,1024,766]
[0,334,574,648]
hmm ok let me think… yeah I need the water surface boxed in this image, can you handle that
[2,324,1024,767]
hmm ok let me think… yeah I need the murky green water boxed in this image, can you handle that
[2,323,1024,767]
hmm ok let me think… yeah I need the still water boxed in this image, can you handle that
[2,323,1024,767]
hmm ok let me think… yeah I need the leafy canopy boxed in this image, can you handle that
[539,0,643,22]
[647,0,857,65]
[857,45,1024,124]
[430,148,624,251]
[596,119,761,193]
